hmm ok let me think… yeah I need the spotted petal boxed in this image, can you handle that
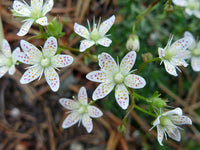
[20,65,43,84]
[0,66,9,78]
[42,0,54,15]
[13,0,31,17]
[8,65,16,75]
[97,37,112,47]
[74,23,90,39]
[43,37,57,57]
[20,39,42,61]
[14,51,34,65]
[62,112,79,129]
[12,47,21,64]
[59,98,78,110]
[120,51,136,75]
[31,0,43,10]
[170,115,192,125]
[17,19,34,36]
[171,58,188,67]
[86,70,112,83]
[52,55,73,68]
[1,39,11,57]
[36,17,48,26]
[115,84,129,110]
[92,82,115,100]
[170,37,193,52]
[80,40,95,52]
[88,106,103,118]
[82,114,93,133]
[124,74,146,89]
[163,61,177,76]
[44,66,59,92]
[158,48,165,58]
[191,57,200,72]
[78,87,88,105]
[166,126,181,142]
[163,107,183,116]
[157,126,164,146]
[99,15,115,36]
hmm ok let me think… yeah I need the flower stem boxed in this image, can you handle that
[84,50,98,62]
[134,105,157,117]
[59,45,80,52]
[38,25,44,35]
[136,57,161,74]
[131,92,148,102]
[89,100,96,105]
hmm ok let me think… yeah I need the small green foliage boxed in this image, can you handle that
[148,91,167,110]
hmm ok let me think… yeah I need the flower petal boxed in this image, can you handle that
[14,51,34,65]
[42,0,54,15]
[157,126,164,146]
[92,82,115,100]
[44,66,60,92]
[52,54,73,68]
[74,23,90,39]
[97,37,112,47]
[86,70,112,83]
[80,40,95,52]
[124,74,146,89]
[31,0,43,9]
[172,0,187,7]
[36,16,48,26]
[13,0,31,17]
[1,39,11,57]
[88,106,103,118]
[175,50,191,59]
[194,11,200,19]
[191,57,200,72]
[43,37,57,57]
[12,47,21,64]
[163,107,183,116]
[8,65,16,75]
[62,112,79,129]
[115,84,129,110]
[17,19,34,36]
[99,15,115,36]
[166,126,181,142]
[20,65,43,84]
[0,66,9,78]
[20,39,42,61]
[158,48,165,58]
[185,8,193,16]
[170,115,192,125]
[171,58,188,67]
[184,31,196,50]
[120,51,136,75]
[59,98,78,110]
[78,87,88,105]
[82,114,93,133]
[163,61,178,76]
[170,37,193,52]
[98,52,118,73]
[153,116,161,126]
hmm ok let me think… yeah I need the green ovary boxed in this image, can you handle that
[78,104,88,114]
[1,57,13,67]
[163,49,176,61]
[159,116,173,126]
[30,7,42,19]
[192,48,200,57]
[114,72,125,84]
[188,2,195,10]
[90,28,101,42]
[40,57,51,67]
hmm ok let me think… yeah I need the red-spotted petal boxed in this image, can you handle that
[124,74,146,89]
[17,19,34,36]
[157,126,164,146]
[120,51,136,75]
[52,55,73,68]
[88,106,103,118]
[20,65,43,84]
[36,16,48,26]
[92,82,115,100]
[171,58,188,67]
[97,37,112,47]
[44,66,60,92]
[14,51,34,65]
[59,98,78,110]
[80,40,95,52]
[158,48,165,58]
[42,0,54,15]
[43,37,57,57]
[1,39,11,57]
[86,70,112,83]
[82,114,93,133]
[78,87,88,105]
[99,15,115,36]
[115,84,129,110]
[170,115,192,125]
[163,61,178,76]
[74,23,90,39]
[13,0,31,17]
[170,37,193,52]
[166,126,181,142]
[0,66,9,78]
[62,112,79,129]
[31,0,43,9]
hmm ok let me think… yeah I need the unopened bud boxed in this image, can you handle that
[148,91,167,109]
[126,34,140,52]
[142,52,153,62]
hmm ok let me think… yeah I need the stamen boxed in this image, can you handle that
[87,19,91,32]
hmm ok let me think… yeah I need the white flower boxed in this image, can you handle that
[14,36,73,92]
[184,31,200,72]
[150,108,192,146]
[0,39,20,78]
[173,0,200,18]
[12,0,54,36]
[59,87,103,133]
[86,51,146,110]
[158,35,193,76]
[74,15,115,52]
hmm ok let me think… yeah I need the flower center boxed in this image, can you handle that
[163,49,176,61]
[188,2,195,10]
[40,57,51,67]
[30,7,42,19]
[90,27,101,42]
[0,57,13,67]
[192,48,200,57]
[114,72,125,84]
[78,104,88,114]
[159,116,173,126]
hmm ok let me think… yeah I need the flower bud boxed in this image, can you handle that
[142,52,153,62]
[148,91,167,109]
[126,34,140,52]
